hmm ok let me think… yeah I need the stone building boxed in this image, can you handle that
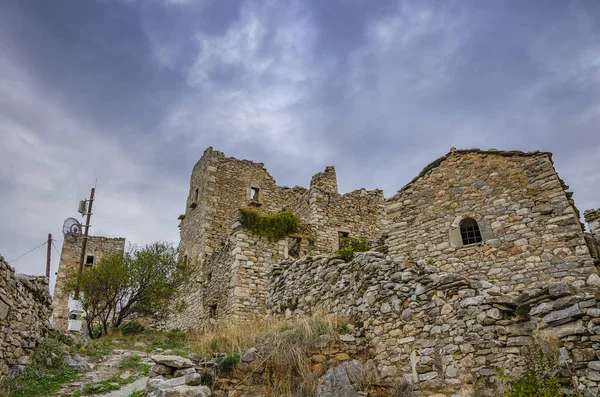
[169,147,387,329]
[385,148,598,291]
[52,235,125,331]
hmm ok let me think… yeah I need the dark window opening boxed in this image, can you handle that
[207,271,212,281]
[85,255,95,266]
[289,237,302,259]
[338,231,350,249]
[208,305,217,319]
[250,187,260,200]
[460,218,483,245]
[194,188,199,202]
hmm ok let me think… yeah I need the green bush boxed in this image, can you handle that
[216,352,240,375]
[239,209,299,240]
[337,237,370,262]
[32,337,67,368]
[121,322,145,336]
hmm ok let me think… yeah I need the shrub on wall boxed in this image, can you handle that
[338,237,370,262]
[239,209,299,240]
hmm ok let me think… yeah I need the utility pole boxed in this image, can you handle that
[74,187,95,299]
[46,233,52,281]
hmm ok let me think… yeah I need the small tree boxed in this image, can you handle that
[67,241,191,338]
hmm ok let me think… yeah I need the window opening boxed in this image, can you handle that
[460,218,482,245]
[250,187,260,200]
[289,237,302,259]
[207,271,212,281]
[208,305,217,319]
[85,255,95,266]
[194,188,199,202]
[338,231,350,249]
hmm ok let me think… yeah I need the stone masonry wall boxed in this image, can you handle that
[585,209,600,261]
[0,255,52,386]
[270,251,600,396]
[52,235,125,331]
[386,149,596,293]
[169,220,288,329]
[286,166,388,254]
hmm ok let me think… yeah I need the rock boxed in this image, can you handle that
[0,300,9,321]
[151,355,195,369]
[315,335,331,349]
[174,368,196,377]
[540,320,586,338]
[339,334,356,343]
[241,347,258,363]
[507,336,533,347]
[548,282,577,297]
[588,361,600,371]
[315,363,359,397]
[134,342,148,348]
[587,273,600,288]
[16,356,31,365]
[542,304,582,326]
[152,364,174,376]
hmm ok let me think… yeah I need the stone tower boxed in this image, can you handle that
[52,235,125,331]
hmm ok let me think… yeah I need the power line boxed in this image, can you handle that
[52,241,61,257]
[8,241,48,264]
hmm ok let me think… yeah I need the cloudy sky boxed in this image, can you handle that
[1,0,599,291]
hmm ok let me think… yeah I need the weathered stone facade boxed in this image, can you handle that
[269,251,600,396]
[0,255,52,385]
[52,235,125,331]
[170,147,386,329]
[171,147,600,394]
[386,149,596,292]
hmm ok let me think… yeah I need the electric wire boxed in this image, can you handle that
[51,241,61,257]
[8,241,48,264]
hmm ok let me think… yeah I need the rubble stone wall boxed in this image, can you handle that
[386,150,596,293]
[0,256,52,385]
[269,251,600,396]
[585,209,600,259]
[52,235,125,331]
[286,166,388,254]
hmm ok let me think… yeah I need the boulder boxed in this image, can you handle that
[151,355,195,369]
[315,364,358,397]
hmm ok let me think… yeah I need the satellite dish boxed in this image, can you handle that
[63,218,82,236]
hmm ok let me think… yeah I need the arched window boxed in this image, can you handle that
[460,218,482,245]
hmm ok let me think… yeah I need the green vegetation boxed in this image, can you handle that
[499,341,570,397]
[337,237,370,261]
[216,352,240,375]
[121,321,145,336]
[7,338,79,397]
[120,355,151,375]
[239,208,299,240]
[67,241,192,338]
[128,391,145,397]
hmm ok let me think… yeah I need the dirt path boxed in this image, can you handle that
[56,349,150,397]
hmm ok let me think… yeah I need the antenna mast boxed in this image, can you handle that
[74,187,95,299]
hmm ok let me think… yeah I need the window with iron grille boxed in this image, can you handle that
[460,218,482,245]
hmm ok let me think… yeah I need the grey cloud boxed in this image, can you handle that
[0,0,598,290]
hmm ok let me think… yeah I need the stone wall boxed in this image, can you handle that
[286,166,388,254]
[0,255,52,385]
[169,218,289,329]
[52,235,125,331]
[386,149,596,293]
[269,251,600,396]
[585,209,600,261]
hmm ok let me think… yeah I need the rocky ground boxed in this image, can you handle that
[55,347,151,397]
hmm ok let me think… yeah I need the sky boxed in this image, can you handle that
[1,0,599,293]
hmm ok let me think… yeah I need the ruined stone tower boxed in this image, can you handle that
[52,235,125,331]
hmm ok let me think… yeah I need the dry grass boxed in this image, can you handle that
[187,313,343,397]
